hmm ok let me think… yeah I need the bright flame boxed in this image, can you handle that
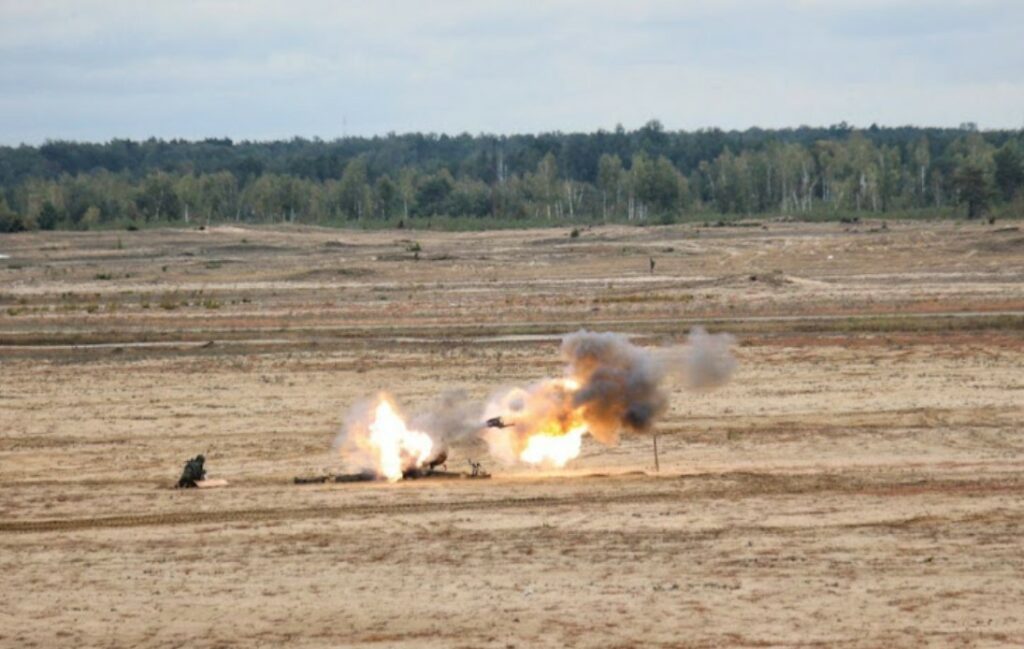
[482,376,590,469]
[520,424,587,467]
[515,378,585,466]
[558,377,580,391]
[367,398,434,482]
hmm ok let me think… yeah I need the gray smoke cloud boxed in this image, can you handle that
[409,388,484,453]
[560,330,667,444]
[482,327,738,460]
[674,326,738,390]
[561,326,737,442]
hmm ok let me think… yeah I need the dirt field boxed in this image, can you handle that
[2,220,1023,648]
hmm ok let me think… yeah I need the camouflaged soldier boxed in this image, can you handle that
[177,454,207,488]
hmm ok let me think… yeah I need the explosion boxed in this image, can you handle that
[368,398,434,481]
[519,425,587,466]
[483,378,588,467]
[336,327,737,478]
[336,394,437,482]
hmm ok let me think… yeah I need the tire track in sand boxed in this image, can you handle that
[4,474,1020,534]
[0,491,683,534]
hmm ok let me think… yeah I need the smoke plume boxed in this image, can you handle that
[336,327,737,476]
[482,327,738,465]
[409,388,485,451]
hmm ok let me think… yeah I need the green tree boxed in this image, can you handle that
[877,145,903,212]
[337,157,372,220]
[374,175,400,219]
[199,171,240,221]
[844,133,880,212]
[911,137,931,207]
[446,178,491,217]
[81,205,102,229]
[955,164,991,219]
[0,197,26,232]
[242,173,302,222]
[175,174,201,224]
[136,172,182,222]
[811,139,849,210]
[993,141,1024,201]
[397,168,417,220]
[414,169,454,217]
[597,153,623,219]
[635,154,684,215]
[524,153,560,219]
[37,201,61,230]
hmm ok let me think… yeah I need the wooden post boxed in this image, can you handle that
[653,432,660,473]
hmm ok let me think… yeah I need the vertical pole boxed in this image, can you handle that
[653,432,660,473]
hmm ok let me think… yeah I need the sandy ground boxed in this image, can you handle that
[1,219,1023,648]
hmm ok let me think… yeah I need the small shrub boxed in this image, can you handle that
[158,293,179,310]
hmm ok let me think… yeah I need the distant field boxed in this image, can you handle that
[2,220,1023,647]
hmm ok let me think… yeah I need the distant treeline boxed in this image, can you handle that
[1,121,1023,232]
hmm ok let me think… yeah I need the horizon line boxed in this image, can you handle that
[4,120,1023,148]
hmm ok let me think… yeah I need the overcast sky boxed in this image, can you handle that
[1,0,1022,144]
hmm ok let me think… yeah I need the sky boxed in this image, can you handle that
[1,0,1023,145]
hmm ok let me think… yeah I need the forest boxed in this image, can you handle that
[1,121,1022,232]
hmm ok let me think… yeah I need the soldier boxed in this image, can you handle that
[176,454,206,488]
[649,257,656,274]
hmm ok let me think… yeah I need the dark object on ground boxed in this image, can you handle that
[467,459,490,478]
[294,470,377,484]
[403,463,490,479]
[334,470,379,483]
[427,449,448,470]
[176,454,206,488]
[485,416,511,429]
[293,464,490,484]
[402,468,460,480]
[294,475,332,484]
[649,257,655,274]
